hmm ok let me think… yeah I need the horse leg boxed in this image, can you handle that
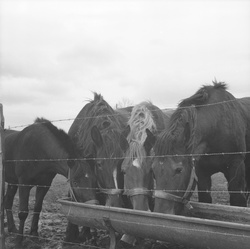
[30,184,51,236]
[65,222,80,243]
[224,161,247,207]
[65,189,93,243]
[65,189,80,243]
[4,183,18,233]
[196,169,212,203]
[16,184,32,245]
[65,219,92,243]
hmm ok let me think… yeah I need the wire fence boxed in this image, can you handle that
[3,157,250,249]
[2,99,250,249]
[7,98,239,130]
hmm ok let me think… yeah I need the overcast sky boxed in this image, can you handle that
[1,0,250,132]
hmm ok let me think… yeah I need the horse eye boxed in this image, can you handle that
[73,181,78,186]
[175,167,183,175]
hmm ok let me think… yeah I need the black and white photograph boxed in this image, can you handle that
[1,1,250,249]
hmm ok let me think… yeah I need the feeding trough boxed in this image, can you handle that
[58,198,250,249]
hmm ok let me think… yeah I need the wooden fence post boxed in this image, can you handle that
[0,103,5,248]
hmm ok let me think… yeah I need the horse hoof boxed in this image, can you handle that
[78,230,93,242]
[64,234,79,243]
[116,240,133,249]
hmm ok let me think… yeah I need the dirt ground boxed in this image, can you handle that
[3,173,239,249]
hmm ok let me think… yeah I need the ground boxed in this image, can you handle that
[3,173,236,249]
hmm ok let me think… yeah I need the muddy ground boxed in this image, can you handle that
[4,173,237,249]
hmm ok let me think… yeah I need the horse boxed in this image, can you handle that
[120,102,172,211]
[4,118,97,245]
[146,81,250,215]
[65,93,131,242]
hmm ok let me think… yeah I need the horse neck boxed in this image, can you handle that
[45,141,70,178]
[53,153,69,178]
[55,161,69,178]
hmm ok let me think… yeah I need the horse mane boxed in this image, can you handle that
[154,81,234,157]
[123,102,164,171]
[179,81,230,107]
[72,93,124,155]
[127,102,157,144]
[34,117,75,156]
[154,107,197,157]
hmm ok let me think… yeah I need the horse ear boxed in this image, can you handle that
[144,129,156,153]
[91,125,103,148]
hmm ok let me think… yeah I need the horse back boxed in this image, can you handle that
[238,97,250,129]
[5,123,69,182]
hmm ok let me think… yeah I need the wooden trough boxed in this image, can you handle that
[58,198,250,249]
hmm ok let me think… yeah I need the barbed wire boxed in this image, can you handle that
[3,150,250,194]
[3,181,249,249]
[13,207,247,248]
[3,98,250,248]
[5,199,250,249]
[6,98,239,130]
[4,150,250,163]
[3,182,248,195]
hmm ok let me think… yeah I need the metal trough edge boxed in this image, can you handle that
[58,198,250,249]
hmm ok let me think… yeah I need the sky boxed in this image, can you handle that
[0,0,250,132]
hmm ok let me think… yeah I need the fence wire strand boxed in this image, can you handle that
[7,98,239,130]
[4,150,250,163]
[3,98,250,248]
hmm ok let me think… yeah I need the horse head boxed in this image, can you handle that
[150,107,197,215]
[64,133,98,204]
[91,124,127,207]
[120,102,167,211]
[67,154,98,204]
[151,81,245,214]
[68,93,131,208]
[121,128,155,211]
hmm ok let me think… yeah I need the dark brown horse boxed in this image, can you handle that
[4,118,97,245]
[120,102,172,211]
[65,93,131,242]
[69,93,131,206]
[146,82,250,214]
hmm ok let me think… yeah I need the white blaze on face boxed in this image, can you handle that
[113,167,118,189]
[132,158,141,168]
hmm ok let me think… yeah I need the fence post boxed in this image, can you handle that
[0,103,5,249]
